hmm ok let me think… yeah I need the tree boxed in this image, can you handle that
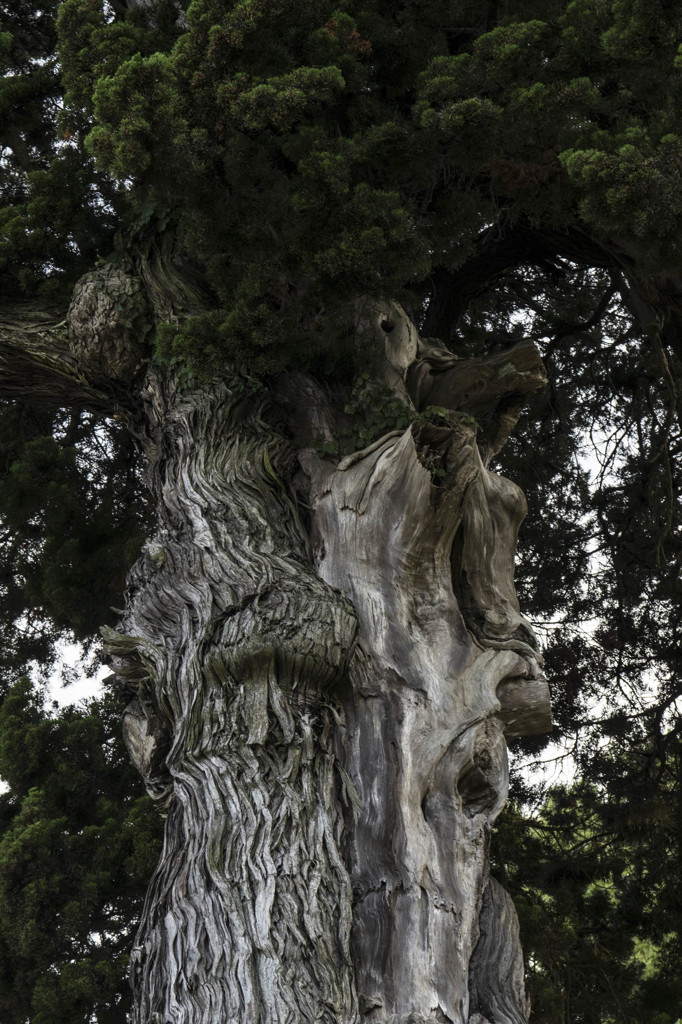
[0,678,162,1024]
[494,754,682,1024]
[3,0,682,1022]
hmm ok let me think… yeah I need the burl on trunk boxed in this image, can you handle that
[108,300,550,1024]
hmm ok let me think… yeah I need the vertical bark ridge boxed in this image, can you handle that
[132,697,354,1024]
[107,376,359,1024]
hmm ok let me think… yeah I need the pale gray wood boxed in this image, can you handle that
[468,878,532,1024]
[303,428,544,1022]
[295,302,549,1023]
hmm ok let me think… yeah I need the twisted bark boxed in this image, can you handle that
[99,298,550,1024]
[0,305,111,410]
[107,376,359,1023]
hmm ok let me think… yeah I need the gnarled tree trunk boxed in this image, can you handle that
[107,376,359,1023]
[103,301,550,1024]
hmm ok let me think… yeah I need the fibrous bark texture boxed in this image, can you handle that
[0,306,111,410]
[109,300,550,1024]
[108,377,359,1023]
[67,260,151,382]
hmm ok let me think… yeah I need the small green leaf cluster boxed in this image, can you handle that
[155,303,281,379]
[87,52,178,181]
[560,133,682,263]
[315,374,475,457]
[222,66,346,133]
[338,374,415,452]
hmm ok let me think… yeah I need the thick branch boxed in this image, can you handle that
[0,305,113,411]
[421,224,618,342]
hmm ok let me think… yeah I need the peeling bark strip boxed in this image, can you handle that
[105,298,549,1024]
[107,377,359,1023]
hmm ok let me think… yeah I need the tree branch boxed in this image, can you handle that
[0,305,114,412]
[421,224,618,343]
[407,336,547,461]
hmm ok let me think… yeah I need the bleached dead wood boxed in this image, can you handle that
[302,389,547,1022]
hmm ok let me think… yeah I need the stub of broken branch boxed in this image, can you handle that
[496,674,552,737]
[0,305,112,411]
[407,336,547,461]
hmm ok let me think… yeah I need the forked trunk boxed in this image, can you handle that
[108,306,550,1024]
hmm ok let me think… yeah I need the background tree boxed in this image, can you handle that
[2,0,682,1022]
[0,678,162,1024]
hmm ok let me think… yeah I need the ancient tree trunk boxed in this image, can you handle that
[106,302,550,1024]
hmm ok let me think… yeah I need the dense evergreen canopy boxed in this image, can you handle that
[2,0,682,1020]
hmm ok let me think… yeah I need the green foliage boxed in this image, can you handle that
[0,403,149,674]
[87,52,178,179]
[57,0,179,115]
[49,0,682,369]
[223,66,346,133]
[2,0,681,330]
[0,430,146,638]
[0,1,119,300]
[0,677,162,1024]
[54,0,437,368]
[494,762,682,1023]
